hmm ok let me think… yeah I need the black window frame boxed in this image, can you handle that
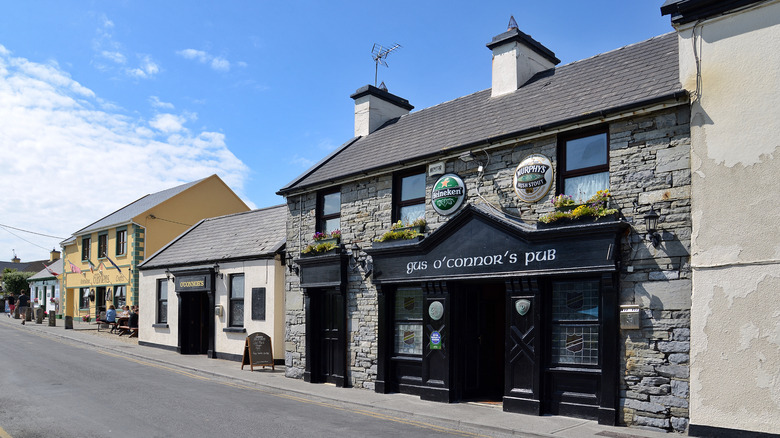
[81,236,91,261]
[156,279,168,324]
[316,188,341,234]
[229,273,245,327]
[392,167,426,224]
[97,233,108,259]
[392,286,424,357]
[116,229,127,256]
[557,127,610,201]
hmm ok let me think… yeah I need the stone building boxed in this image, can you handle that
[278,23,692,432]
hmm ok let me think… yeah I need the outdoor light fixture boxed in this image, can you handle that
[350,243,373,279]
[214,262,223,279]
[285,253,299,275]
[644,207,661,247]
[459,151,475,162]
[165,269,172,281]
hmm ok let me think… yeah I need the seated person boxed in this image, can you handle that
[129,309,138,329]
[106,305,117,323]
[120,305,130,317]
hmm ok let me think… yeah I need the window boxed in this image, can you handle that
[116,229,127,256]
[393,169,426,224]
[114,285,126,308]
[393,286,423,356]
[98,233,108,258]
[156,280,167,324]
[81,237,91,261]
[229,274,245,327]
[550,279,600,366]
[251,287,266,321]
[79,288,90,309]
[558,130,609,202]
[317,189,341,234]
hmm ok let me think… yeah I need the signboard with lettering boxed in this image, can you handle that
[431,173,466,216]
[513,154,553,203]
[175,274,211,292]
[367,206,624,283]
[241,332,274,371]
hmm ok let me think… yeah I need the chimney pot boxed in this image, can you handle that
[351,85,413,137]
[487,24,560,97]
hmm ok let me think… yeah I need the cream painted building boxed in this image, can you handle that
[662,1,780,436]
[61,175,249,327]
[137,206,286,363]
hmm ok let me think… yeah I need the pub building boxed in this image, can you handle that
[136,206,286,364]
[279,22,692,431]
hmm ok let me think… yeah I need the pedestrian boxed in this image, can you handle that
[17,290,29,325]
[6,293,15,318]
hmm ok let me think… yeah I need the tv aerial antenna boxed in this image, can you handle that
[371,43,401,87]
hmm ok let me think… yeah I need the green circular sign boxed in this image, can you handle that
[431,173,466,215]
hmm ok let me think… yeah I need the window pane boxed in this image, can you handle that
[551,325,599,365]
[401,173,425,201]
[231,275,244,299]
[158,301,167,324]
[159,281,167,301]
[564,171,609,202]
[394,287,422,321]
[322,192,340,215]
[551,280,599,321]
[324,218,341,235]
[231,301,244,326]
[399,204,425,224]
[394,323,423,355]
[565,133,607,171]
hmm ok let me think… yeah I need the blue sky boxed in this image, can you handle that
[0,1,674,262]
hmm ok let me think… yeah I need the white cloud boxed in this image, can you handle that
[149,96,174,109]
[100,50,126,65]
[177,48,232,72]
[91,15,158,80]
[0,48,250,261]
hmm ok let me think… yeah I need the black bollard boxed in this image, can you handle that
[64,315,73,329]
[49,312,56,327]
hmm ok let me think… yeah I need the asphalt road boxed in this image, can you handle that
[0,322,500,438]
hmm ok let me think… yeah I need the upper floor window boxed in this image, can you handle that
[229,274,245,327]
[317,189,341,235]
[156,280,168,324]
[81,237,91,261]
[394,169,426,224]
[116,229,127,256]
[558,130,609,202]
[97,233,108,259]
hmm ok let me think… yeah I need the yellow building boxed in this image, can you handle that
[61,175,249,325]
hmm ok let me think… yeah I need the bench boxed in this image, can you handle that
[117,325,138,337]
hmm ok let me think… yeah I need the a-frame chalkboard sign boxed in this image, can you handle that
[241,332,274,371]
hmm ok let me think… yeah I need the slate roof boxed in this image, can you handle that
[72,177,207,236]
[28,259,64,280]
[660,0,765,24]
[139,204,287,269]
[280,32,684,194]
[0,260,49,274]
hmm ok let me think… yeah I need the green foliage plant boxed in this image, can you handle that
[376,219,427,242]
[539,190,618,224]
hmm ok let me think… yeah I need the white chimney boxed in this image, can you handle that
[487,20,560,97]
[350,85,413,137]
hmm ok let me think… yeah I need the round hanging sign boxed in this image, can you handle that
[513,154,553,203]
[428,301,444,321]
[431,173,466,216]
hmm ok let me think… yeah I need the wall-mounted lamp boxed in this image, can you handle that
[89,288,96,302]
[350,243,373,279]
[458,151,475,162]
[644,207,661,247]
[165,269,172,281]
[214,262,223,279]
[285,253,299,275]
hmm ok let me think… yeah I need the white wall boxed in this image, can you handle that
[139,258,285,361]
[676,1,780,433]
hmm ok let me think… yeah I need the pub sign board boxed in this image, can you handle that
[370,215,620,282]
[174,274,212,292]
[513,154,553,203]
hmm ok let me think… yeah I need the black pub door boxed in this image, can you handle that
[460,283,506,401]
[179,292,209,354]
[312,289,345,386]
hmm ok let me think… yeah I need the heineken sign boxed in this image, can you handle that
[513,154,553,203]
[431,173,466,216]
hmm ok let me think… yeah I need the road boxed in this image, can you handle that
[0,322,500,438]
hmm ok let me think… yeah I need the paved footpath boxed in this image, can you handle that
[2,315,672,438]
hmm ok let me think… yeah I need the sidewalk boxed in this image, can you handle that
[3,315,672,438]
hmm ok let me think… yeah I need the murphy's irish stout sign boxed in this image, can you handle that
[431,173,466,215]
[513,154,553,203]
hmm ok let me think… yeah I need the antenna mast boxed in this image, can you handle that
[371,43,401,87]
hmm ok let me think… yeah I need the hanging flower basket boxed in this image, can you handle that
[302,230,342,255]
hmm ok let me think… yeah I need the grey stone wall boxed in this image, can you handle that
[283,105,691,432]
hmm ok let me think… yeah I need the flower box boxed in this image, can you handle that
[372,235,424,248]
[536,213,619,229]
